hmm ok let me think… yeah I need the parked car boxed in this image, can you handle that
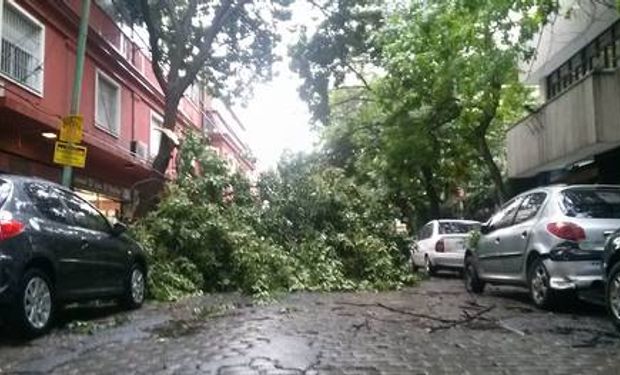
[411,220,480,275]
[0,175,147,336]
[464,185,620,309]
[602,229,620,330]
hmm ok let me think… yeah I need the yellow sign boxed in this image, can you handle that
[59,115,84,143]
[53,142,87,168]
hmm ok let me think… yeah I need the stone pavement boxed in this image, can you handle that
[1,273,619,374]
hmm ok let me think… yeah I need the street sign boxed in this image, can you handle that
[53,142,87,168]
[59,115,84,143]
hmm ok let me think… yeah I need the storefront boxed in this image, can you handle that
[73,174,132,222]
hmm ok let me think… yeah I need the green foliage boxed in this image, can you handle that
[291,0,558,225]
[467,230,482,250]
[113,0,293,104]
[110,0,294,179]
[134,134,414,301]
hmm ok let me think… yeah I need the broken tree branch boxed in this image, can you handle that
[335,301,456,324]
[428,305,496,333]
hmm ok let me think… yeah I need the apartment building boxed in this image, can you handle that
[507,1,620,190]
[0,0,254,219]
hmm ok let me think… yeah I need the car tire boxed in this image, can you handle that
[464,255,485,294]
[425,256,437,276]
[121,263,146,310]
[528,257,556,309]
[10,268,55,337]
[606,262,620,331]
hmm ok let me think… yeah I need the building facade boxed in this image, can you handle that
[508,1,620,191]
[0,0,254,219]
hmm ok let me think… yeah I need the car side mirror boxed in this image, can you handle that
[480,224,492,235]
[111,222,127,236]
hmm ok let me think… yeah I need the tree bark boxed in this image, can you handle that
[421,166,441,220]
[473,75,507,204]
[476,132,506,204]
[132,91,184,217]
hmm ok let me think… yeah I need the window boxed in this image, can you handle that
[546,20,620,99]
[0,2,44,93]
[418,222,434,240]
[438,221,480,235]
[0,179,10,206]
[149,111,163,158]
[95,71,121,135]
[185,83,200,103]
[560,188,620,219]
[58,188,110,232]
[514,193,547,224]
[489,197,523,230]
[25,183,70,224]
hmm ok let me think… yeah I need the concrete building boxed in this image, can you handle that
[0,0,254,219]
[507,1,620,189]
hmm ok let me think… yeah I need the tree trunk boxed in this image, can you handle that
[152,96,183,173]
[477,133,506,204]
[133,91,184,216]
[421,166,441,220]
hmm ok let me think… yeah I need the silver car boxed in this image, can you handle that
[464,185,620,308]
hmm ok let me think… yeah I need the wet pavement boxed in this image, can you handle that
[1,273,619,374]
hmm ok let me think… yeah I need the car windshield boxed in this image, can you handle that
[438,221,479,234]
[0,179,9,207]
[560,188,620,218]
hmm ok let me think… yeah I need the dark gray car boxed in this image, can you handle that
[465,185,620,308]
[602,229,620,330]
[0,175,147,336]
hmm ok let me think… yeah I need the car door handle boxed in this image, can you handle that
[80,239,89,250]
[521,231,528,239]
[495,238,500,244]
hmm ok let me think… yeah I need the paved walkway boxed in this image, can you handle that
[1,273,618,374]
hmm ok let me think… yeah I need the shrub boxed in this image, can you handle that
[133,134,415,300]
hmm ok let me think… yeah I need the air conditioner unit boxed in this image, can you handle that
[130,140,148,159]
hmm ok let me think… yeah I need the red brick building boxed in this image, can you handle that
[0,0,254,218]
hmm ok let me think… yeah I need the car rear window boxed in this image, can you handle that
[438,222,479,234]
[561,188,620,218]
[0,179,10,207]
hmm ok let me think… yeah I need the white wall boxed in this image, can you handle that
[521,0,618,87]
[508,69,620,177]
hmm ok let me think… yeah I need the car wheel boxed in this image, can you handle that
[122,264,146,310]
[425,256,436,276]
[464,256,485,294]
[606,262,620,330]
[528,257,555,309]
[11,268,55,337]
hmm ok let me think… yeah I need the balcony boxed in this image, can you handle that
[507,69,620,178]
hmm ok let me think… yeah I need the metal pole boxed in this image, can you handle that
[61,0,91,187]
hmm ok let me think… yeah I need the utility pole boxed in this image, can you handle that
[61,0,91,187]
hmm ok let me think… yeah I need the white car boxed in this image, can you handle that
[411,220,480,275]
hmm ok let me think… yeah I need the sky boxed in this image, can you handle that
[233,2,321,171]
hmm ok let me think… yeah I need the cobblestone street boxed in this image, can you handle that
[1,274,619,374]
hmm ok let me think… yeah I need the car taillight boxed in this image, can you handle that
[546,222,586,242]
[435,239,445,252]
[0,219,25,241]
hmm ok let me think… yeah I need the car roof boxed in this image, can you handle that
[437,219,480,224]
[0,174,70,191]
[516,184,620,196]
